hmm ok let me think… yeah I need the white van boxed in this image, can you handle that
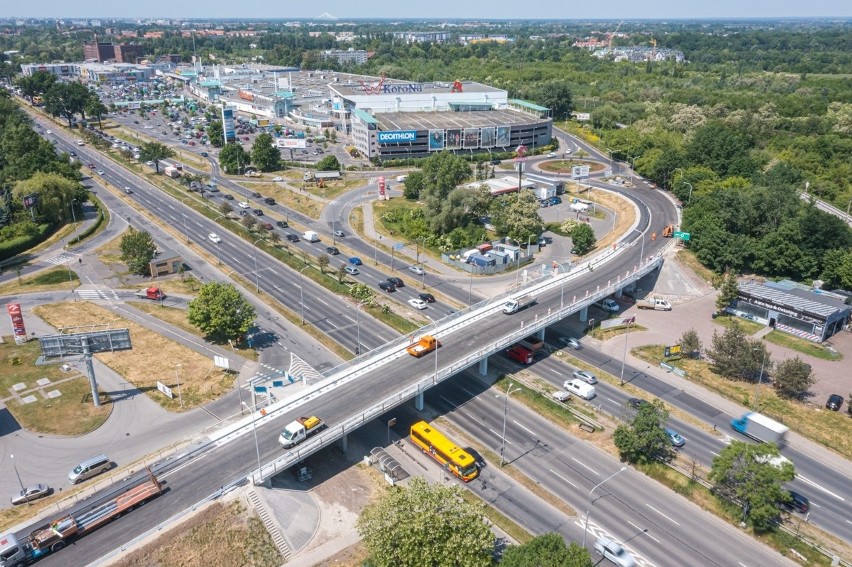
[303,230,319,242]
[564,379,596,400]
[597,298,620,312]
[396,175,408,183]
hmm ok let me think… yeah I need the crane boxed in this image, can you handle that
[649,38,657,60]
[607,20,624,49]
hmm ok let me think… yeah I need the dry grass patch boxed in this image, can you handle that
[633,344,852,460]
[0,266,79,295]
[563,183,636,254]
[589,323,648,341]
[675,248,716,285]
[33,303,232,412]
[242,181,323,220]
[110,499,281,567]
[0,336,111,435]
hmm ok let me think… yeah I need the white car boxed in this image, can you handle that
[208,233,222,244]
[408,265,425,276]
[145,160,155,166]
[559,336,581,349]
[407,298,428,310]
[272,176,284,182]
[46,129,52,135]
[238,201,250,209]
[547,152,556,158]
[594,536,636,567]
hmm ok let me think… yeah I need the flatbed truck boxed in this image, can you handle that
[407,335,440,357]
[279,416,325,449]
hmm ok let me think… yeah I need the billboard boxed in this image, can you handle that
[377,130,416,144]
[463,128,479,149]
[428,129,444,151]
[480,127,496,148]
[378,176,386,198]
[571,165,590,179]
[496,126,511,147]
[277,138,306,149]
[222,107,236,143]
[6,303,27,344]
[446,129,462,150]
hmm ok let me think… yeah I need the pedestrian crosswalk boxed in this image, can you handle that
[75,288,120,301]
[42,252,78,266]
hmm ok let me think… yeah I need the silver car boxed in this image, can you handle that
[594,536,636,567]
[572,369,598,385]
[11,483,51,505]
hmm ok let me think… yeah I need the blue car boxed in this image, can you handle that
[349,257,363,266]
[549,196,562,205]
[666,428,685,447]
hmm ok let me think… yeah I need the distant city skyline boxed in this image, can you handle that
[7,1,850,21]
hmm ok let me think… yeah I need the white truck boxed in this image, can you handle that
[502,294,536,314]
[303,230,319,242]
[163,165,180,178]
[730,412,789,446]
[279,416,325,449]
[636,297,672,310]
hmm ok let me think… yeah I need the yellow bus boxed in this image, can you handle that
[409,421,479,482]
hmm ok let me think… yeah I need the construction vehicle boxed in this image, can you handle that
[134,287,166,300]
[407,335,441,358]
[279,416,325,449]
[518,336,545,352]
[636,297,672,311]
[502,294,536,314]
[730,412,789,446]
[0,469,163,567]
[506,345,534,365]
[662,224,674,238]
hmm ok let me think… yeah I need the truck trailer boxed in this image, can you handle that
[730,412,788,446]
[518,336,545,352]
[502,294,536,315]
[279,416,325,449]
[0,469,163,567]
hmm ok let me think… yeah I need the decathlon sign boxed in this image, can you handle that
[377,130,417,144]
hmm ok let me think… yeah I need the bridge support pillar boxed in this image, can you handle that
[579,305,589,322]
[338,433,348,453]
[478,357,488,376]
[256,474,271,488]
[414,391,424,411]
[534,328,545,341]
[614,288,623,299]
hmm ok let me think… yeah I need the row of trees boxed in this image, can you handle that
[16,71,108,128]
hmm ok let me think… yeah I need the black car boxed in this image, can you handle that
[223,194,234,200]
[252,192,262,198]
[264,197,276,205]
[252,209,264,216]
[783,490,810,513]
[387,277,404,288]
[627,398,649,409]
[378,281,396,292]
[325,246,340,255]
[276,220,289,228]
[286,234,300,242]
[200,151,208,157]
[419,293,436,303]
[825,394,844,411]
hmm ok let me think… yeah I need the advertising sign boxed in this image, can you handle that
[22,194,38,209]
[495,126,511,147]
[571,165,590,179]
[378,176,386,198]
[446,129,462,150]
[480,127,496,148]
[222,106,236,143]
[463,128,479,149]
[156,381,174,399]
[6,303,27,344]
[377,130,416,144]
[428,129,444,151]
[277,138,306,149]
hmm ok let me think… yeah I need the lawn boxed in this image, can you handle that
[0,266,79,295]
[633,344,852,461]
[764,330,842,361]
[33,303,233,412]
[712,314,764,335]
[0,336,111,435]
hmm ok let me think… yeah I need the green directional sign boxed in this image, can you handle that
[673,231,691,241]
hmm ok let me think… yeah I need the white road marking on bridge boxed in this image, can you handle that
[571,457,598,476]
[796,475,846,501]
[549,469,578,489]
[512,420,536,436]
[646,504,680,525]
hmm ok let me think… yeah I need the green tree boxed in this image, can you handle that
[138,142,175,174]
[773,357,816,400]
[706,322,771,382]
[43,82,85,127]
[85,96,108,130]
[219,142,250,175]
[501,534,592,567]
[187,282,256,341]
[241,214,257,231]
[356,477,493,567]
[402,171,425,200]
[679,328,702,359]
[317,253,330,274]
[570,223,596,255]
[533,80,574,121]
[684,121,756,178]
[715,271,739,312]
[250,133,281,172]
[336,262,348,283]
[821,248,852,289]
[206,120,224,147]
[316,155,341,171]
[709,441,794,531]
[119,229,157,275]
[12,172,82,225]
[15,71,56,104]
[613,400,674,465]
[487,191,542,243]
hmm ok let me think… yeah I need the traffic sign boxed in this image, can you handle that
[673,231,691,241]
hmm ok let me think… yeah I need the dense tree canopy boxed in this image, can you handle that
[613,400,675,465]
[119,229,157,275]
[187,282,256,341]
[138,142,175,175]
[501,533,592,567]
[219,142,250,175]
[250,133,281,172]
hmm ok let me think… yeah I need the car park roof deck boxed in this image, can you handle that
[374,108,545,132]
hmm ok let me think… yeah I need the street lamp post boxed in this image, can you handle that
[252,238,263,293]
[683,182,694,205]
[10,454,26,495]
[553,261,568,308]
[754,346,767,411]
[355,301,366,355]
[299,265,309,324]
[499,382,522,466]
[582,466,627,548]
[181,213,189,243]
[228,339,244,413]
[629,227,645,264]
[174,364,183,408]
[619,318,634,386]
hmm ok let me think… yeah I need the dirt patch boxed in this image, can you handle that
[32,302,231,412]
[108,498,281,567]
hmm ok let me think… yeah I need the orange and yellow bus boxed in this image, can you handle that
[409,421,479,482]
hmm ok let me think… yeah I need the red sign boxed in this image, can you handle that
[378,177,386,197]
[6,303,27,339]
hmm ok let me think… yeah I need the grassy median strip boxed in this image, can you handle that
[0,266,79,295]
